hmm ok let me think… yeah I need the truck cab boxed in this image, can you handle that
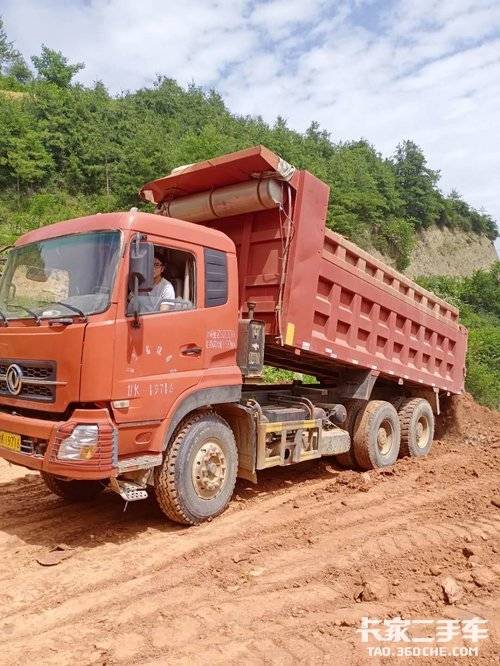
[0,210,246,499]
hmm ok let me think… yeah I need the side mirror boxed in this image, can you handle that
[129,237,154,292]
[128,235,154,328]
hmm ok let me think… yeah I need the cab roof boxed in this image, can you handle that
[15,210,236,253]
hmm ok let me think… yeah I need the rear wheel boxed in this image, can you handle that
[352,400,400,470]
[335,400,365,469]
[398,398,434,458]
[154,412,238,525]
[41,472,105,501]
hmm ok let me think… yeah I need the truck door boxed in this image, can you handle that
[112,238,204,425]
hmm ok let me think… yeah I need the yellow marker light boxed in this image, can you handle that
[79,445,98,460]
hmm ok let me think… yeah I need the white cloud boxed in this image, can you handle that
[1,0,499,248]
[249,0,330,39]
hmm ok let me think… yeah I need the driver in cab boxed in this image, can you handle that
[133,252,175,314]
[151,254,175,304]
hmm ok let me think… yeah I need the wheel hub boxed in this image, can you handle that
[416,417,429,449]
[192,440,227,500]
[377,420,394,456]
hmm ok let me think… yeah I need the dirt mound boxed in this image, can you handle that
[438,392,500,442]
[0,395,498,664]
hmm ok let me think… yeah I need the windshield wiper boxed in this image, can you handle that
[0,309,8,327]
[41,301,87,319]
[9,304,41,325]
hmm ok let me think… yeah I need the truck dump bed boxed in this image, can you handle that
[141,146,467,394]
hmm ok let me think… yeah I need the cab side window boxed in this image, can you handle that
[130,244,196,315]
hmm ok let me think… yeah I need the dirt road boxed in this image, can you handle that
[0,394,498,665]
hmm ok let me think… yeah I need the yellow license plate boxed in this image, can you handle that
[0,431,21,452]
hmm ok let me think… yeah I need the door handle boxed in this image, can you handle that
[181,345,202,357]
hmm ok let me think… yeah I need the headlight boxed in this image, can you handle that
[57,424,99,461]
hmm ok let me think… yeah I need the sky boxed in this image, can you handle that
[2,0,500,251]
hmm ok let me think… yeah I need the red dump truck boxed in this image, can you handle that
[0,146,467,524]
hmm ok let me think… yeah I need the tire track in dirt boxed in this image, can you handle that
[0,467,497,577]
[0,469,495,622]
[0,477,498,660]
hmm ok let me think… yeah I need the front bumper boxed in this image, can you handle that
[0,407,118,480]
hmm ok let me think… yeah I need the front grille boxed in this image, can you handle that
[21,436,35,454]
[20,436,47,456]
[0,359,57,403]
[19,365,53,380]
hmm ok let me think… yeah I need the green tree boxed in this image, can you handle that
[0,96,53,189]
[0,17,31,86]
[0,17,16,74]
[31,45,84,87]
[442,190,497,240]
[8,54,32,83]
[461,262,500,317]
[392,140,443,228]
[325,140,415,268]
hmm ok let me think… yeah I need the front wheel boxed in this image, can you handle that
[41,472,105,501]
[154,412,238,525]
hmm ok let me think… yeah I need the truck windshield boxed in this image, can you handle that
[0,230,121,320]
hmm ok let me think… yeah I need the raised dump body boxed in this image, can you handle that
[141,145,467,395]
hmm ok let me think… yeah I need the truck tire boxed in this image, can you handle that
[154,412,238,525]
[41,472,104,501]
[398,398,434,458]
[336,400,364,469]
[352,400,401,470]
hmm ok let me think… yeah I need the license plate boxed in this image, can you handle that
[0,431,21,452]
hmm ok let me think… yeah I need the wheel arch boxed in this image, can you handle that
[161,385,257,483]
[162,385,242,450]
[213,402,257,483]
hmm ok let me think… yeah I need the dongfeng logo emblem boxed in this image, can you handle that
[6,364,23,396]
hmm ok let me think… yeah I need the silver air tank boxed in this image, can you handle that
[157,179,283,223]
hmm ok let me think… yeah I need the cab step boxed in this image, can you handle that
[109,478,148,502]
